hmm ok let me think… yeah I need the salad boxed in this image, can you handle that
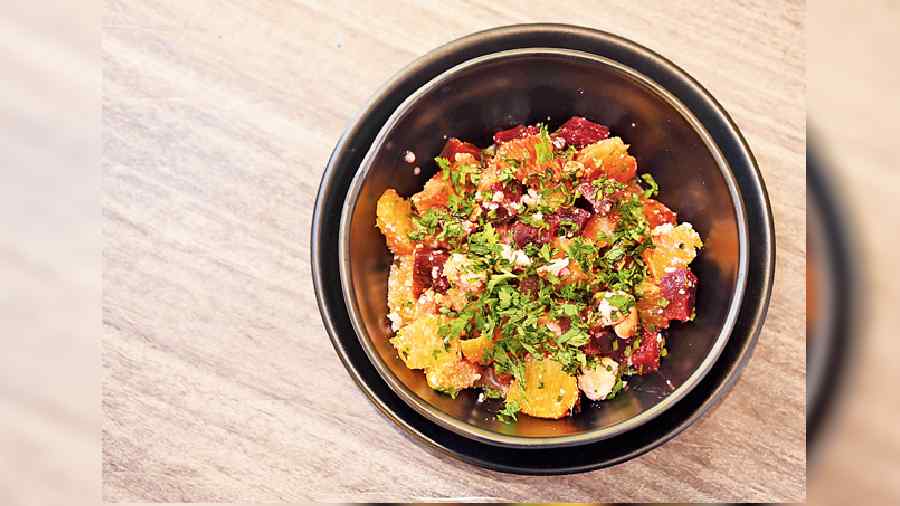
[375,116,702,421]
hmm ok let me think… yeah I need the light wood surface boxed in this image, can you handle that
[806,3,900,505]
[1,3,101,506]
[101,0,805,502]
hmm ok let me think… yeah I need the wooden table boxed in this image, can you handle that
[102,1,805,502]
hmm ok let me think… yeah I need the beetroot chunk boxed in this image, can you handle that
[577,181,615,215]
[517,276,541,297]
[440,138,482,162]
[548,207,591,236]
[483,181,526,222]
[509,207,590,246]
[631,327,664,373]
[582,326,623,362]
[492,124,540,144]
[554,116,610,148]
[490,180,525,204]
[510,221,550,247]
[659,267,698,322]
[412,247,450,297]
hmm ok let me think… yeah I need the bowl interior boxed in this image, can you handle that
[341,49,744,445]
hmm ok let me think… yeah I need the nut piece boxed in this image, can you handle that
[613,306,638,338]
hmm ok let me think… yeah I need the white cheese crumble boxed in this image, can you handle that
[500,244,532,267]
[540,257,570,277]
[387,312,402,332]
[595,297,618,326]
[417,290,434,305]
[577,358,619,401]
[403,150,416,163]
[442,253,486,293]
[595,291,632,326]
[652,222,675,236]
[521,188,541,207]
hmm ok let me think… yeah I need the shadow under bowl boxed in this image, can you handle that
[339,48,748,447]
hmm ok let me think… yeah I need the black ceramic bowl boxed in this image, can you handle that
[313,24,774,471]
[806,139,855,457]
[339,47,748,447]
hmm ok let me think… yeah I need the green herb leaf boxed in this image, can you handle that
[640,173,659,198]
[535,124,554,164]
[483,387,504,400]
[497,399,520,423]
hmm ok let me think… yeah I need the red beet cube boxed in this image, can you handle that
[517,276,541,297]
[492,124,540,144]
[490,181,525,204]
[548,207,591,236]
[440,138,482,162]
[631,327,664,373]
[510,221,550,247]
[582,326,623,362]
[554,116,610,148]
[412,247,450,296]
[659,268,698,322]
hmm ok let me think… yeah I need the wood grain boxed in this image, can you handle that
[0,3,101,506]
[102,0,805,502]
[806,2,900,505]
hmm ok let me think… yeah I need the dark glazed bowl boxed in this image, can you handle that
[313,24,774,472]
[339,48,748,447]
[806,137,855,458]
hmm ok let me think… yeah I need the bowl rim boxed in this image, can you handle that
[337,46,750,448]
[312,23,775,472]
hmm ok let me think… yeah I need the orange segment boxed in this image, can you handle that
[644,222,703,280]
[390,314,447,370]
[507,357,579,419]
[426,353,482,394]
[460,333,493,365]
[387,255,415,330]
[376,189,415,255]
[411,173,454,212]
[576,137,637,182]
[635,280,669,330]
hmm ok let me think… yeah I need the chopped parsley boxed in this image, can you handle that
[640,173,659,198]
[379,119,699,422]
[535,124,554,164]
[497,399,521,423]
